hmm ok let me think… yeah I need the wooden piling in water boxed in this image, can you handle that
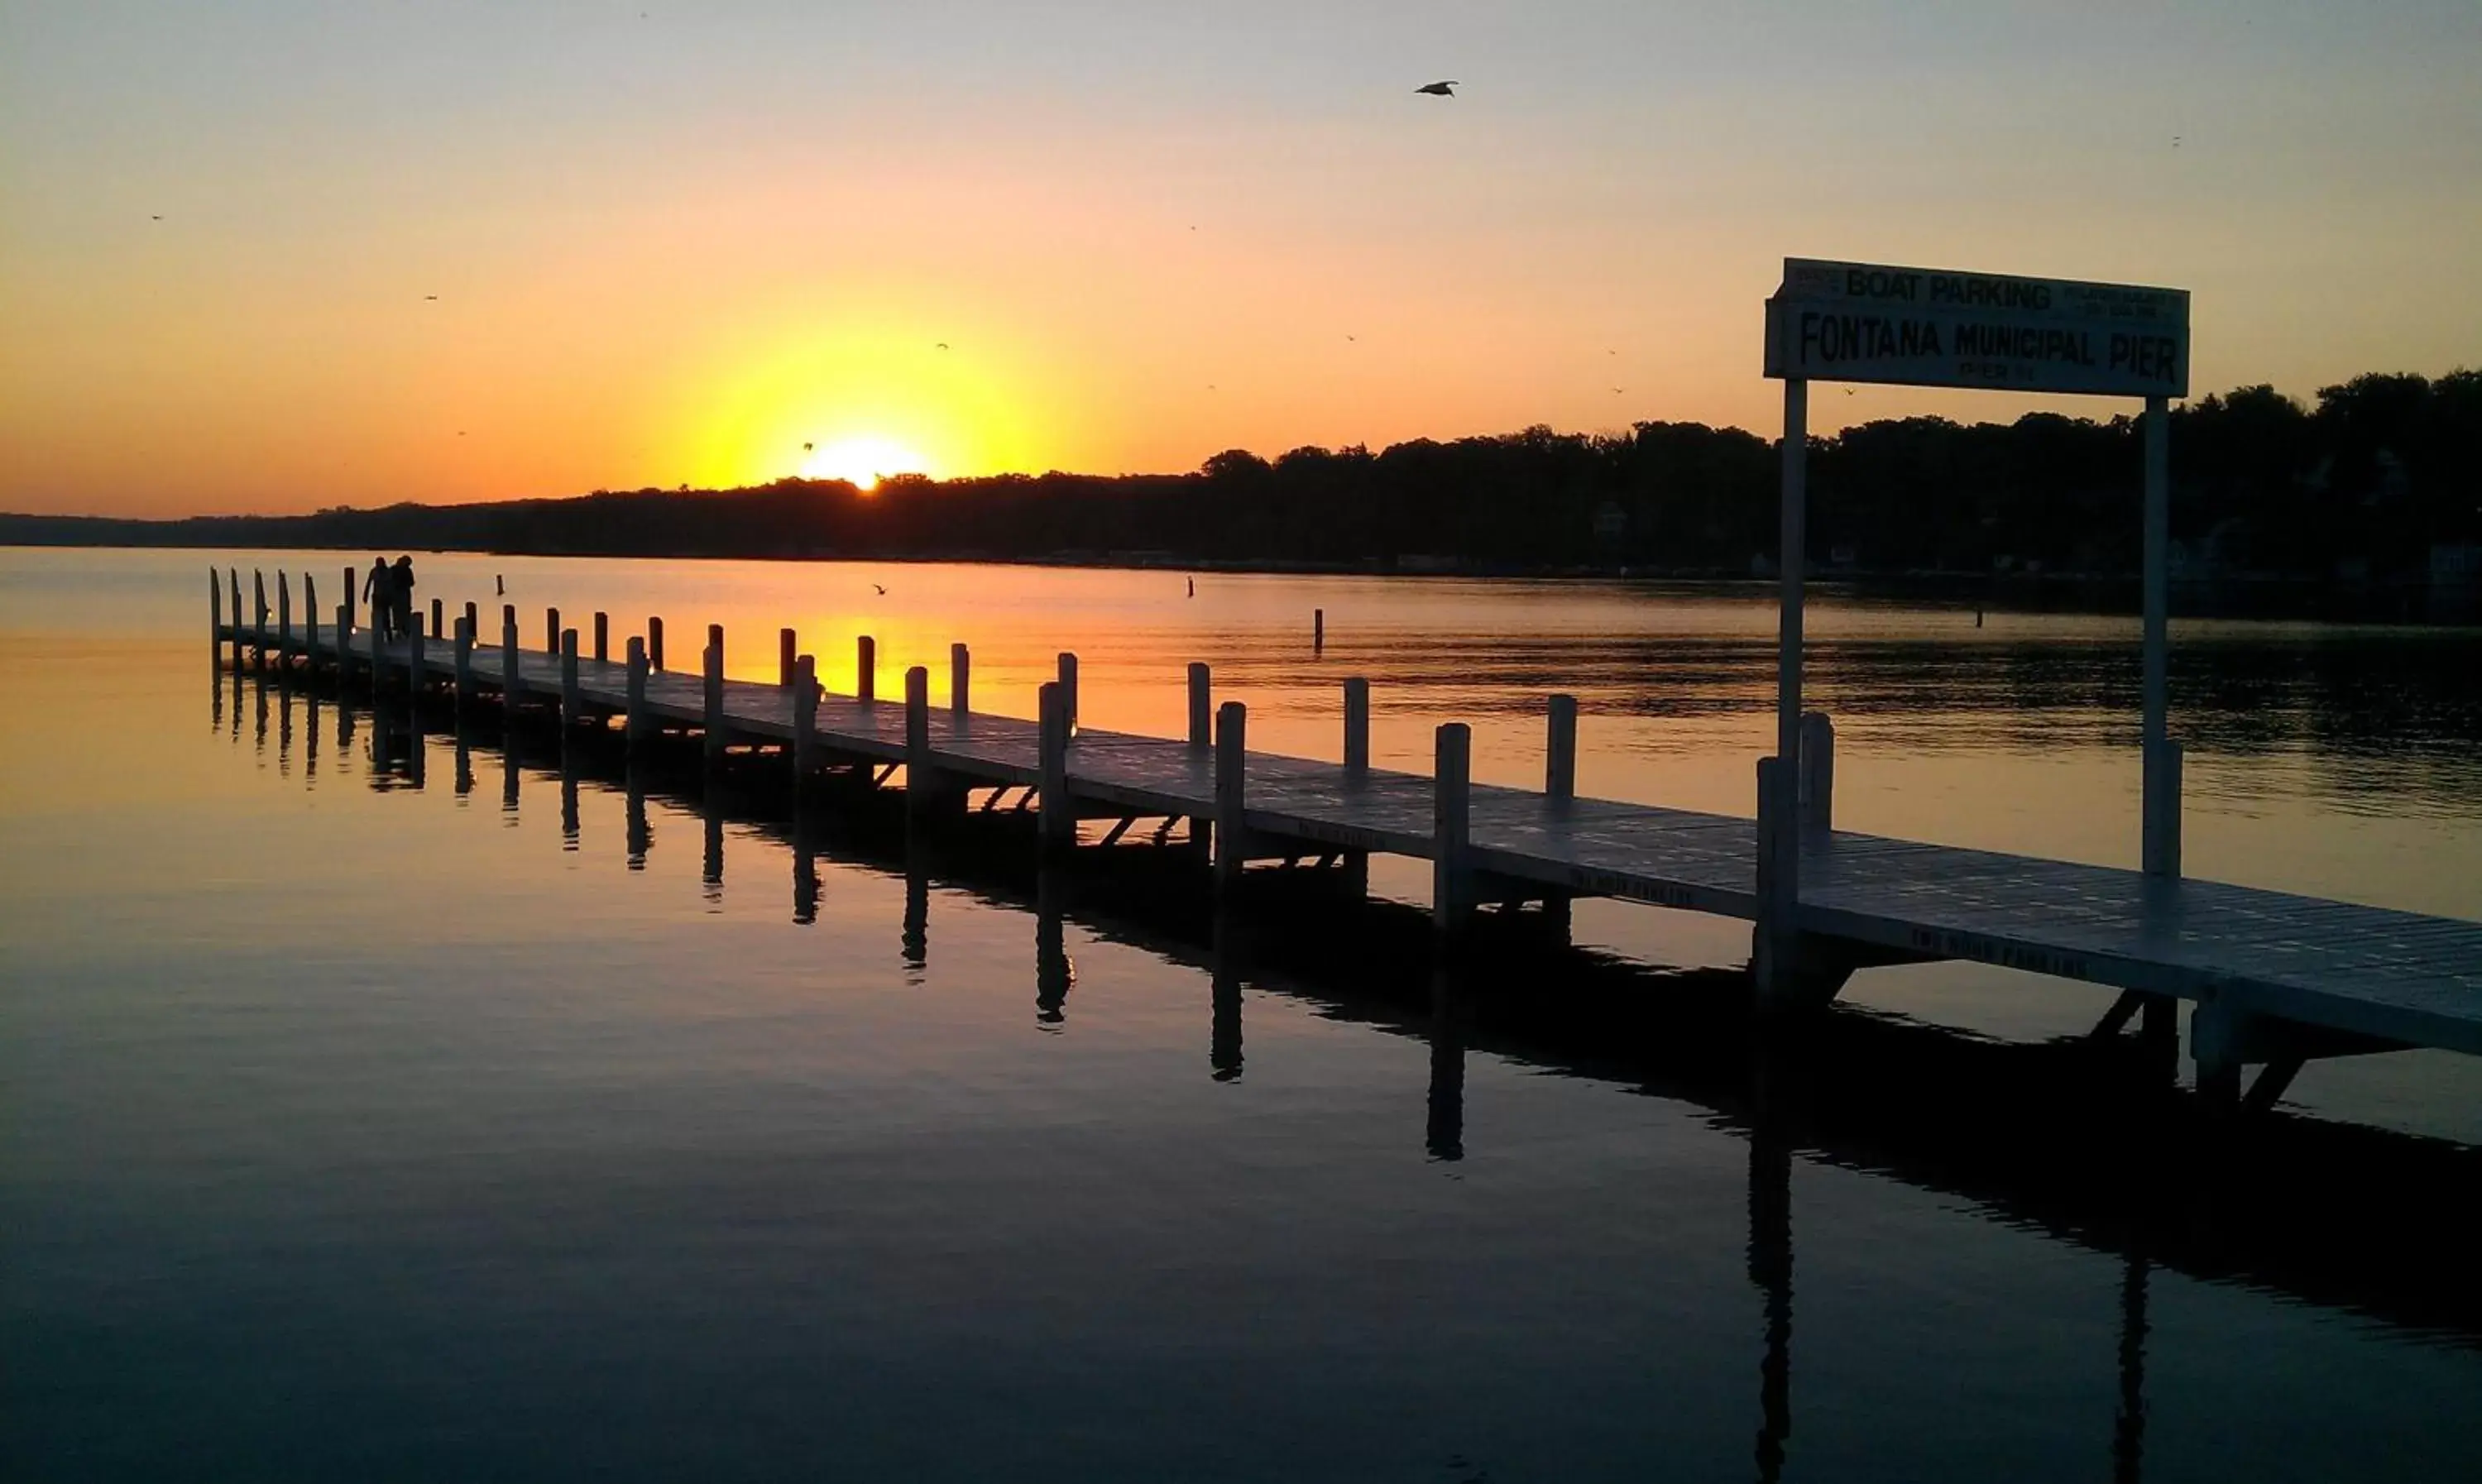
[1057,652,1078,733]
[779,628,796,688]
[367,594,385,692]
[1547,694,1578,806]
[501,610,520,701]
[1434,722,1473,934]
[304,574,319,670]
[1344,677,1370,774]
[561,630,582,730]
[703,634,726,768]
[1187,663,1211,748]
[545,607,560,655]
[648,615,664,671]
[1798,711,1834,836]
[793,653,817,783]
[625,638,649,753]
[407,612,426,698]
[430,596,443,642]
[276,571,292,654]
[1039,682,1071,851]
[906,665,937,817]
[1215,701,1248,887]
[856,636,875,701]
[252,570,269,671]
[340,566,355,637]
[464,601,478,642]
[950,643,970,716]
[592,612,609,664]
[208,568,223,663]
[453,616,474,711]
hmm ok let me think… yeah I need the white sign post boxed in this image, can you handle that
[1758,258,2192,1005]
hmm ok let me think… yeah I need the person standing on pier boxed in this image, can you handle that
[362,557,396,638]
[391,555,416,639]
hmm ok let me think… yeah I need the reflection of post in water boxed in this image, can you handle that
[1035,868,1072,1024]
[1748,1070,1794,1484]
[900,845,927,974]
[212,667,224,731]
[1426,959,1466,1161]
[405,711,425,789]
[559,757,579,850]
[500,741,518,819]
[453,721,472,798]
[793,818,819,926]
[625,765,650,871]
[252,671,269,754]
[702,802,724,907]
[304,684,320,783]
[229,666,245,741]
[366,707,393,789]
[2113,1250,2151,1484]
[1210,907,1243,1082]
[277,681,293,775]
[336,683,352,754]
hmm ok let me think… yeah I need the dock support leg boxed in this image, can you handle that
[1344,677,1370,774]
[856,635,875,701]
[406,612,425,701]
[1546,693,1577,803]
[209,567,223,666]
[625,639,649,757]
[793,653,817,795]
[1753,754,1853,1014]
[560,628,581,734]
[1799,711,1835,837]
[304,573,320,677]
[1057,652,1078,734]
[368,597,385,696]
[594,611,609,664]
[546,606,561,657]
[501,611,521,713]
[431,597,443,644]
[276,571,291,664]
[703,631,726,773]
[779,627,796,689]
[338,566,353,651]
[951,643,970,718]
[454,617,474,716]
[1040,682,1074,854]
[1434,723,1473,936]
[1214,701,1248,889]
[1189,663,1215,857]
[906,664,956,822]
[648,615,664,672]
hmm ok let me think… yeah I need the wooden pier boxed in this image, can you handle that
[213,567,2482,1110]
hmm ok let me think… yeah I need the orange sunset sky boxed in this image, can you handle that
[4,1,2479,518]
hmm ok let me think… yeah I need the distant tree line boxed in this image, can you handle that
[8,370,2477,590]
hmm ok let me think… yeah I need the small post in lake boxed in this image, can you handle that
[856,635,875,701]
[560,629,582,732]
[1434,722,1473,935]
[950,642,970,717]
[1547,693,1578,807]
[1038,681,1072,853]
[702,632,726,770]
[1344,677,1370,775]
[779,628,796,689]
[1187,663,1211,749]
[625,637,649,754]
[1213,701,1248,888]
[1057,652,1078,733]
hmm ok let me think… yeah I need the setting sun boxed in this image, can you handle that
[800,436,929,491]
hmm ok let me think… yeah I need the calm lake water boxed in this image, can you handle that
[5,546,2480,1482]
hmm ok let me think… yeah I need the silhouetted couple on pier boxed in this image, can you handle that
[362,555,417,639]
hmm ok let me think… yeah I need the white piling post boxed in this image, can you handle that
[1344,677,1370,774]
[1214,701,1248,888]
[1434,723,1472,933]
[2140,393,2179,878]
[1546,694,1578,806]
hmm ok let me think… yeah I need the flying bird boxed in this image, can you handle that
[1415,80,1457,96]
[935,342,949,351]
[424,294,438,300]
[803,442,814,452]
[872,584,887,596]
[151,214,162,221]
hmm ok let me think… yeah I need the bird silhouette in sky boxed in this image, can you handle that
[424,294,438,300]
[1415,80,1457,96]
[872,584,886,596]
[150,214,162,221]
[935,342,949,351]
[803,442,814,452]
[1346,334,1357,342]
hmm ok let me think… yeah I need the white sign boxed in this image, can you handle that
[1764,257,2189,398]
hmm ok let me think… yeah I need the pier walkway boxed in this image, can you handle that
[213,577,2482,1109]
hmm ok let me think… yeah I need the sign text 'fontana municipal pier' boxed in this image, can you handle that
[1764,258,2189,398]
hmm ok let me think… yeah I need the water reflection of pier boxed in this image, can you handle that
[232,670,2482,1479]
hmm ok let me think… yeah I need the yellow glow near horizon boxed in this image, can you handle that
[801,436,927,490]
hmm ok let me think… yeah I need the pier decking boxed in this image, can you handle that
[213,578,2482,1108]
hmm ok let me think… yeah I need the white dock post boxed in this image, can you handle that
[560,628,581,731]
[500,608,520,704]
[208,567,223,663]
[1039,681,1073,852]
[1799,711,1835,836]
[1772,376,1809,912]
[1214,701,1248,887]
[1057,652,1078,733]
[1434,722,1473,934]
[779,628,796,688]
[951,642,970,716]
[906,665,938,817]
[340,566,355,636]
[2140,393,2180,878]
[856,635,876,701]
[1344,677,1370,774]
[1546,694,1578,805]
[703,627,726,768]
[793,653,817,783]
[276,571,292,655]
[544,606,560,656]
[406,611,426,697]
[1187,663,1211,748]
[453,615,474,711]
[625,638,649,754]
[648,615,665,671]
